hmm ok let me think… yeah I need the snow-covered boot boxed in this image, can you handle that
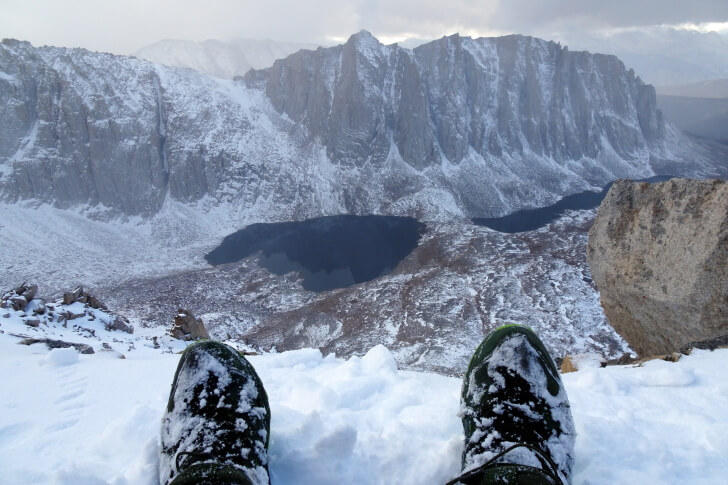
[159,341,271,485]
[448,325,575,485]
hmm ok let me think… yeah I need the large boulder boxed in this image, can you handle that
[587,178,727,356]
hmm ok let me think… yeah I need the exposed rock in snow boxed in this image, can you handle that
[171,309,210,341]
[1,283,38,311]
[19,337,95,354]
[106,315,134,334]
[0,282,135,337]
[63,285,108,310]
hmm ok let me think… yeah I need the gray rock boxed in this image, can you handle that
[0,40,168,217]
[63,286,84,305]
[170,309,210,341]
[1,283,38,311]
[587,178,728,356]
[9,296,27,311]
[24,317,40,327]
[87,295,108,311]
[105,315,134,334]
[66,311,85,321]
[19,337,95,354]
[23,284,37,302]
[30,300,46,315]
[61,286,108,310]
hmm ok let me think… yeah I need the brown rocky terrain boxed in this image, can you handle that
[100,212,628,375]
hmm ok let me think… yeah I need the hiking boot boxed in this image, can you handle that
[159,341,271,485]
[448,325,575,485]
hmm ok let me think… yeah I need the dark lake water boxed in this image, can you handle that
[472,175,674,233]
[205,215,426,292]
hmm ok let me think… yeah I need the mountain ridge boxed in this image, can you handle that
[2,32,725,226]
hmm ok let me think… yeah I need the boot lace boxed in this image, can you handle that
[446,442,564,485]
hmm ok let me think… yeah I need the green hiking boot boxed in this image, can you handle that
[159,341,271,485]
[448,325,575,485]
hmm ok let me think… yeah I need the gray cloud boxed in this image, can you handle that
[491,0,728,32]
[1,0,727,54]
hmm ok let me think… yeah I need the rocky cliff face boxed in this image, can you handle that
[0,40,168,215]
[587,178,728,356]
[246,32,713,215]
[251,32,664,169]
[0,39,329,219]
[1,33,725,222]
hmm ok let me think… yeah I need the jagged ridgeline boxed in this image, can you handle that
[0,32,724,220]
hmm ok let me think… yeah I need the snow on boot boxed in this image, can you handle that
[159,341,271,485]
[448,325,575,485]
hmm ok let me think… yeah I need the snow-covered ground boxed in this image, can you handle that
[1,311,726,485]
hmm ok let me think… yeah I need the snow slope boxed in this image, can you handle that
[1,314,726,484]
[133,38,318,79]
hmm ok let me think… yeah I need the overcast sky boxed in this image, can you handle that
[2,0,728,54]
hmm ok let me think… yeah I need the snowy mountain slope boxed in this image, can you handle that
[252,31,665,170]
[133,38,319,79]
[0,315,726,484]
[0,38,340,219]
[2,33,725,224]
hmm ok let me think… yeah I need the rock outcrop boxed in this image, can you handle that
[63,286,109,310]
[0,282,133,334]
[19,337,95,354]
[1,283,38,311]
[59,286,133,333]
[587,178,727,356]
[170,309,210,341]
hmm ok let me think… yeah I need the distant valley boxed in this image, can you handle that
[656,80,728,146]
